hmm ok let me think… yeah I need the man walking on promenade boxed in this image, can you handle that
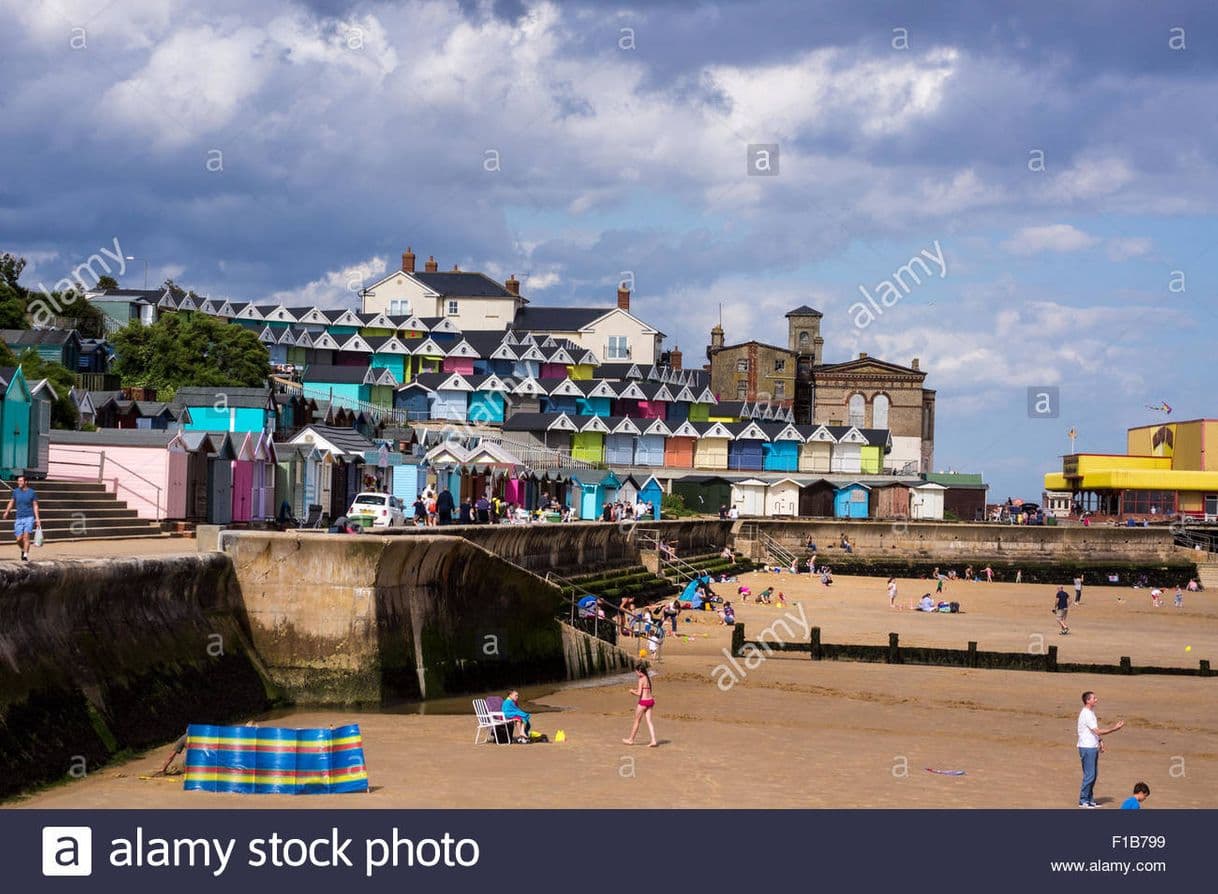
[2,475,41,562]
[1077,690,1126,808]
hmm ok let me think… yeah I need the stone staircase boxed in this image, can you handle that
[8,479,167,542]
[657,549,758,585]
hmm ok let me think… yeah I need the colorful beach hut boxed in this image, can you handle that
[638,475,664,520]
[797,425,834,472]
[833,481,871,519]
[727,421,768,472]
[731,478,767,517]
[663,419,698,469]
[693,421,732,471]
[635,418,669,466]
[764,478,801,517]
[604,416,641,465]
[571,415,609,464]
[671,475,732,515]
[762,423,803,472]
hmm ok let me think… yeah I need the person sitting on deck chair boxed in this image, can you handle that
[502,690,532,741]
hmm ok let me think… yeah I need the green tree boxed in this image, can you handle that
[53,289,107,339]
[95,275,119,291]
[0,253,28,328]
[110,311,269,393]
[14,348,79,429]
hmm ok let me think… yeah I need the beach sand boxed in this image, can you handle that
[12,573,1218,809]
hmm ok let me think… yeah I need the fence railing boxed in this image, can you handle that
[730,626,1214,678]
[49,448,164,518]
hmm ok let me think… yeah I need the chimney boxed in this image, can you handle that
[425,256,438,272]
[617,286,631,311]
[401,246,415,273]
[859,352,868,359]
[710,324,724,351]
[452,264,461,272]
[505,274,520,296]
[911,357,920,370]
[669,345,683,370]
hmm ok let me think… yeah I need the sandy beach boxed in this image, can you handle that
[13,572,1217,809]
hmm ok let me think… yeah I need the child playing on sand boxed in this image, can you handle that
[887,577,898,609]
[1150,587,1163,607]
[1174,586,1183,608]
[758,587,774,604]
[719,602,735,625]
[776,591,786,607]
[737,584,751,602]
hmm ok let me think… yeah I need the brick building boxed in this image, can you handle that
[707,305,935,473]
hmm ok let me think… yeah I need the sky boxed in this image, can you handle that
[2,0,1216,500]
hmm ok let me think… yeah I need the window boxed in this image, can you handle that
[1121,490,1176,515]
[798,331,810,349]
[446,299,459,316]
[606,335,630,359]
[848,394,866,427]
[872,394,889,429]
[736,358,749,372]
[774,381,785,399]
[736,382,747,399]
[774,358,786,372]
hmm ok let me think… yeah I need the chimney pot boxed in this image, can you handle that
[425,256,438,272]
[617,286,631,311]
[452,264,460,272]
[401,246,415,273]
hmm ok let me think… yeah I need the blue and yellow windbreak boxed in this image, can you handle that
[183,724,369,794]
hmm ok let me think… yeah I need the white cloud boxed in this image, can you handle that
[103,25,275,147]
[1051,155,1134,201]
[268,255,388,307]
[1105,236,1152,261]
[1001,224,1099,255]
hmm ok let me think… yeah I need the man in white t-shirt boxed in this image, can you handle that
[1076,690,1126,808]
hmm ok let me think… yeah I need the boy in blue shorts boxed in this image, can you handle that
[2,475,41,561]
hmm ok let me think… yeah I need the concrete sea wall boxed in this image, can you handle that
[0,554,274,799]
[378,519,734,574]
[222,532,589,705]
[734,519,1178,562]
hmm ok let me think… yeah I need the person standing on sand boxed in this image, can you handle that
[1074,574,1084,605]
[2,475,41,561]
[1076,690,1126,807]
[623,664,658,747]
[1053,586,1071,635]
[982,565,994,583]
[887,577,899,610]
[1016,569,1022,584]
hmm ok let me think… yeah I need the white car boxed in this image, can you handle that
[347,492,406,529]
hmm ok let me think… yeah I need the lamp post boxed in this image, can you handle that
[124,256,150,289]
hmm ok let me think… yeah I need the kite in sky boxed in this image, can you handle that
[1145,401,1173,414]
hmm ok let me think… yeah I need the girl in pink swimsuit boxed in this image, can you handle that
[623,664,658,747]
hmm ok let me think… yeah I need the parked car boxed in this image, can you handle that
[346,492,406,529]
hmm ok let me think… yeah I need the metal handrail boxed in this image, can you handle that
[50,447,164,517]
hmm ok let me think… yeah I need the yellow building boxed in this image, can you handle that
[1044,419,1218,519]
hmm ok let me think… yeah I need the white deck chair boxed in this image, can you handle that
[472,698,513,745]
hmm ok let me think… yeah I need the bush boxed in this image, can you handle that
[661,493,700,518]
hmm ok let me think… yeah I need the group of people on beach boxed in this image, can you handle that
[497,663,659,748]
